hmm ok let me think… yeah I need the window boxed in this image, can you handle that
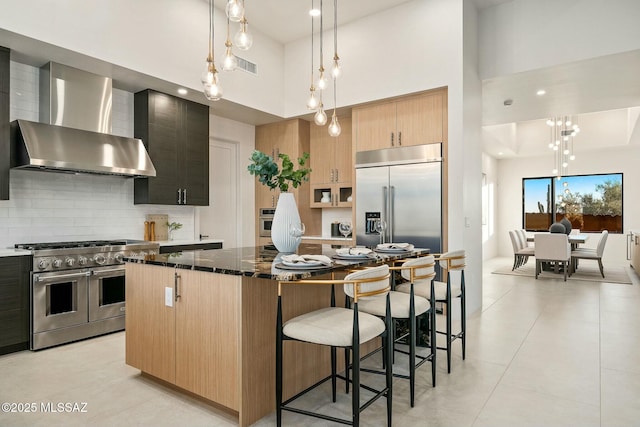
[523,173,623,233]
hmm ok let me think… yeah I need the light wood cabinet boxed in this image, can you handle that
[353,89,446,152]
[309,117,353,208]
[254,119,321,245]
[125,264,240,410]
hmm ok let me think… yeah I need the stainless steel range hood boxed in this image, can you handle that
[10,63,156,177]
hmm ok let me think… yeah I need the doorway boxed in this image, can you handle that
[199,139,239,248]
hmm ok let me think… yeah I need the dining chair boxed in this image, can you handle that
[397,251,466,374]
[571,230,608,277]
[276,265,393,427]
[534,233,571,281]
[355,256,436,407]
[510,230,534,270]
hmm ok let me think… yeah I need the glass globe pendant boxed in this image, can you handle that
[314,102,327,126]
[226,0,243,22]
[222,43,237,71]
[306,86,318,110]
[234,18,253,50]
[203,61,223,101]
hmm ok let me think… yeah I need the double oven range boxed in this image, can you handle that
[15,240,159,350]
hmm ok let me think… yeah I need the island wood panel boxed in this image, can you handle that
[175,269,240,411]
[125,263,176,383]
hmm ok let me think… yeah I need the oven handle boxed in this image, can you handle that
[35,271,91,282]
[92,268,126,276]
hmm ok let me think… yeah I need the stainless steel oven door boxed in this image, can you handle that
[89,265,126,321]
[259,217,273,237]
[32,270,90,334]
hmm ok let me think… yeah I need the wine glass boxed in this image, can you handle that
[338,221,352,239]
[374,219,387,245]
[289,222,305,238]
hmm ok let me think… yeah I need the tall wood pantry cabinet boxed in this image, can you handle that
[352,88,447,152]
[0,46,9,200]
[0,255,31,355]
[309,117,353,208]
[254,118,321,246]
[134,90,209,206]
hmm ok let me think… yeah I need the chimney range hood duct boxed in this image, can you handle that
[10,62,156,177]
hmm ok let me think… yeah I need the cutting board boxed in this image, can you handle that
[146,214,168,241]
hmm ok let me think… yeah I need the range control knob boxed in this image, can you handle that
[38,259,50,270]
[78,256,88,266]
[94,254,107,265]
[52,259,62,268]
[65,257,75,267]
[114,253,124,263]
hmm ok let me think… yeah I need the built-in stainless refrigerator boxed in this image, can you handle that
[355,143,442,253]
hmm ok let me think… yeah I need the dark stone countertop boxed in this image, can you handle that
[123,243,430,281]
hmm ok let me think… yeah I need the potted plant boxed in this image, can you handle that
[248,150,311,252]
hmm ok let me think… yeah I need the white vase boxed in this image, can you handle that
[271,192,302,253]
[320,191,331,203]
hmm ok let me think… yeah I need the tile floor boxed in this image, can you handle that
[1,257,639,427]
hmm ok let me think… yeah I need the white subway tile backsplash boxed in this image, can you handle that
[1,64,197,249]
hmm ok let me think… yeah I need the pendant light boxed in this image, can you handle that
[202,0,222,101]
[225,0,243,22]
[331,0,341,79]
[316,0,327,91]
[327,0,341,136]
[234,1,253,51]
[222,16,238,72]
[314,93,327,126]
[306,0,318,110]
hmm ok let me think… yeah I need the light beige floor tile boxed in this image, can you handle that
[473,383,600,427]
[601,368,640,427]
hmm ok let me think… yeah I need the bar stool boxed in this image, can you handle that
[396,250,466,373]
[276,264,393,427]
[352,258,435,407]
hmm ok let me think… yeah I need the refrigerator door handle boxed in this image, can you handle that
[389,186,395,243]
[383,186,389,244]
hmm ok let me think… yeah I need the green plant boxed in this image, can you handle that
[247,150,311,192]
[167,222,183,232]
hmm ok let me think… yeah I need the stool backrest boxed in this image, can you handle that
[400,255,436,282]
[439,250,466,272]
[343,264,390,302]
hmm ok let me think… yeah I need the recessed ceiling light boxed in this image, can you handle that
[498,152,503,156]
[536,89,546,96]
[309,8,321,16]
[177,88,188,95]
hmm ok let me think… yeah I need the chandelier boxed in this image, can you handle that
[202,0,252,101]
[547,115,580,180]
[307,0,342,137]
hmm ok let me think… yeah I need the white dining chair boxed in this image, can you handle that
[571,230,608,277]
[534,233,571,281]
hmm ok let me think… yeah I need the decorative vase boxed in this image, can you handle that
[271,192,302,253]
[321,191,331,203]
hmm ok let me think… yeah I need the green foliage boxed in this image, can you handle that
[247,150,311,192]
[557,180,622,216]
[167,222,183,232]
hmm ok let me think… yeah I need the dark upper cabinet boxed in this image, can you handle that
[0,46,9,201]
[134,90,209,206]
[0,255,31,355]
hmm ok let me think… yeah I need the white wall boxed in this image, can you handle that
[482,152,499,260]
[479,0,640,79]
[496,146,640,266]
[0,0,285,117]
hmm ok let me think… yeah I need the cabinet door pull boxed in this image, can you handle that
[183,188,187,205]
[398,131,402,146]
[391,132,394,146]
[177,188,182,204]
[335,169,339,182]
[330,169,334,182]
[174,271,181,301]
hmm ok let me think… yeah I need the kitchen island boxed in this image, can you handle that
[124,244,429,426]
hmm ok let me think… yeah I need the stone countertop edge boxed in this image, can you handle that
[0,249,33,257]
[156,239,224,246]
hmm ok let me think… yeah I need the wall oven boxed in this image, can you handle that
[259,208,276,237]
[16,240,158,350]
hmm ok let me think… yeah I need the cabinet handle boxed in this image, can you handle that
[335,169,339,182]
[174,270,181,301]
[275,148,279,158]
[177,189,182,204]
[398,131,402,146]
[330,169,334,182]
[391,132,394,146]
[271,194,275,207]
[183,189,187,205]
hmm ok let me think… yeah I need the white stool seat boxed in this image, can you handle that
[397,279,461,301]
[283,306,385,347]
[358,291,429,319]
